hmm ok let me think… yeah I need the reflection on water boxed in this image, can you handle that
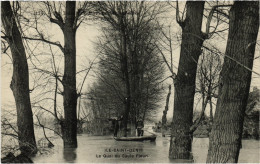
[32,134,260,163]
[63,148,77,163]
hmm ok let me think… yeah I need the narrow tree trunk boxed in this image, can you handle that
[190,95,209,133]
[130,49,140,136]
[142,85,149,121]
[1,1,37,155]
[61,1,78,148]
[169,1,205,159]
[54,76,59,120]
[118,8,131,137]
[207,2,259,163]
[122,42,131,137]
[162,85,171,137]
[209,97,213,124]
[207,99,213,133]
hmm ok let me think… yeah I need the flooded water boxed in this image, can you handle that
[32,133,260,163]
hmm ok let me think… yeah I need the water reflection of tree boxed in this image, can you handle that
[63,148,77,163]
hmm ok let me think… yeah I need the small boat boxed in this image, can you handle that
[114,135,156,142]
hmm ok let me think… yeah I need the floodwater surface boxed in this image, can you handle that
[32,133,260,163]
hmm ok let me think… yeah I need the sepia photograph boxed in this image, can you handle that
[1,0,259,163]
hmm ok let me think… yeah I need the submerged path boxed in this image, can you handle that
[32,133,259,163]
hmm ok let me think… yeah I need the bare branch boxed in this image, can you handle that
[23,36,64,53]
[204,5,232,39]
[36,115,54,147]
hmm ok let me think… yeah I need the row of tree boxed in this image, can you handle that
[167,1,259,163]
[86,1,167,136]
[1,0,167,155]
[1,1,90,155]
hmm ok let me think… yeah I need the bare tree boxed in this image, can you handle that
[1,1,37,155]
[92,1,167,136]
[90,23,166,136]
[191,50,222,132]
[91,2,130,137]
[162,85,171,137]
[207,1,259,162]
[21,1,91,148]
[169,1,205,159]
[165,1,232,158]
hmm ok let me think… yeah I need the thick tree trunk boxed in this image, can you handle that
[1,1,37,155]
[207,2,259,163]
[61,1,78,148]
[162,85,171,137]
[169,1,205,159]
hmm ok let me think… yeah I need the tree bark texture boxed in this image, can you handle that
[61,1,78,148]
[169,1,205,159]
[207,2,259,163]
[1,1,37,155]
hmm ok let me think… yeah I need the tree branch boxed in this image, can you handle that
[36,115,54,148]
[23,36,64,53]
[204,5,232,39]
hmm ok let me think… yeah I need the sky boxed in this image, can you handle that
[1,1,260,122]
